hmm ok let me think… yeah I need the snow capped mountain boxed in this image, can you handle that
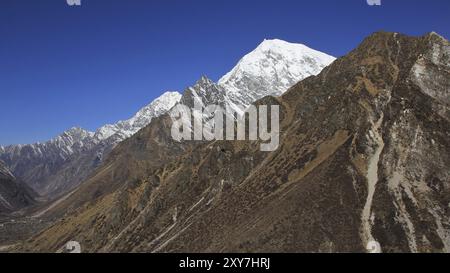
[94,91,182,141]
[219,39,336,114]
[1,91,182,158]
[47,127,96,156]
[179,39,335,116]
[0,127,97,163]
[0,91,182,195]
[0,38,334,198]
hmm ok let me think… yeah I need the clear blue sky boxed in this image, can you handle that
[1,0,449,145]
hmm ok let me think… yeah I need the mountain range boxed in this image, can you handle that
[0,92,182,197]
[1,32,449,253]
[0,39,335,198]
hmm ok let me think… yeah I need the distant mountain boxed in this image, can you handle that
[17,32,449,253]
[0,161,36,214]
[0,92,182,197]
[0,39,334,199]
[93,91,182,141]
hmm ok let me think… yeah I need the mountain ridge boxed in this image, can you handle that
[0,39,335,198]
[14,31,449,253]
[0,91,182,196]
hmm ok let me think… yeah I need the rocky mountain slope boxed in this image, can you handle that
[16,32,449,253]
[0,161,36,215]
[0,40,334,199]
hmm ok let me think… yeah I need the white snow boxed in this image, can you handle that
[219,39,336,112]
[94,91,182,141]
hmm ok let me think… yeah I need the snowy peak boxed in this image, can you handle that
[128,91,182,131]
[43,127,97,157]
[0,127,98,164]
[177,39,335,116]
[190,76,224,98]
[220,38,335,85]
[180,76,229,109]
[219,38,336,108]
[94,91,182,141]
[142,91,183,118]
[195,75,216,87]
[56,127,94,144]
